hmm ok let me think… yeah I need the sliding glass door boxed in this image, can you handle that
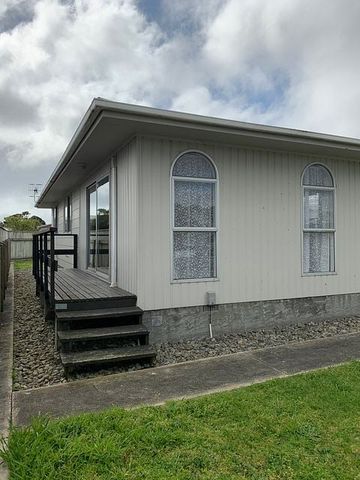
[87,176,110,277]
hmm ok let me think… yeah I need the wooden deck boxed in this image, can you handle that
[54,269,135,305]
[33,230,155,370]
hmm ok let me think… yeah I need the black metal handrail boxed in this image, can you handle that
[33,227,78,315]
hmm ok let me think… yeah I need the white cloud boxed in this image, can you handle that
[202,0,360,134]
[1,0,360,218]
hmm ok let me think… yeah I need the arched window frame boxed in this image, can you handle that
[170,150,219,282]
[301,162,336,275]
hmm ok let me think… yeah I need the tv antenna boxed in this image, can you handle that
[28,184,42,203]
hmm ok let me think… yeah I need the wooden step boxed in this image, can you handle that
[58,324,149,342]
[56,306,143,321]
[61,346,156,368]
[55,297,137,311]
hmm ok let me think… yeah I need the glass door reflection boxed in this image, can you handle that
[87,176,110,277]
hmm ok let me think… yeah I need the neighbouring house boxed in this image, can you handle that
[35,98,360,356]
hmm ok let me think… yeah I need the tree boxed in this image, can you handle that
[3,212,46,231]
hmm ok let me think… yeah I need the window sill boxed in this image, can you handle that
[302,272,337,277]
[171,277,219,285]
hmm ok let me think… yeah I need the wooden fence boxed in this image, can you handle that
[0,239,11,312]
[0,228,34,259]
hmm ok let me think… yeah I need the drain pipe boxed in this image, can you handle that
[206,292,216,339]
[209,306,213,339]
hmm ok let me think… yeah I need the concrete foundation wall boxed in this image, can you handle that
[143,292,360,344]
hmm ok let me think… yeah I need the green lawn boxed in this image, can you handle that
[14,259,32,270]
[2,363,360,480]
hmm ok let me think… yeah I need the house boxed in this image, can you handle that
[35,98,360,368]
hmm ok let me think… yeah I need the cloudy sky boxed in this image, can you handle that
[1,0,360,222]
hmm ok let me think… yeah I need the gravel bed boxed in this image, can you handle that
[13,269,360,388]
[156,316,360,365]
[13,270,66,390]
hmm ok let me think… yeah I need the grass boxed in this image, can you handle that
[14,259,32,271]
[1,362,360,480]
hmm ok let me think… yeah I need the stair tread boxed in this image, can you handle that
[56,306,143,320]
[61,346,156,367]
[58,324,149,341]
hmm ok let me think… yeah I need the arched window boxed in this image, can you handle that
[171,151,218,280]
[302,163,335,274]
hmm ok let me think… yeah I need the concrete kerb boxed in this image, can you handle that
[0,263,14,480]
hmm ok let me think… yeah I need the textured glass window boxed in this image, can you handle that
[173,231,216,279]
[174,181,215,228]
[303,232,335,273]
[303,164,333,187]
[172,152,217,280]
[173,152,216,178]
[302,164,335,274]
[303,189,334,229]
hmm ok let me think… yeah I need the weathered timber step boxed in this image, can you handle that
[61,345,156,368]
[55,297,137,311]
[58,324,149,342]
[56,306,143,322]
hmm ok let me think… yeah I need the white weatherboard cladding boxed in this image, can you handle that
[116,139,139,294]
[137,136,360,311]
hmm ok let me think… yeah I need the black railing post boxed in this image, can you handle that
[35,234,40,296]
[32,234,36,277]
[44,233,49,302]
[50,228,55,311]
[39,234,44,293]
[35,234,39,282]
[73,234,78,269]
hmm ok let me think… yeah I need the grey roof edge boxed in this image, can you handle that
[36,97,360,207]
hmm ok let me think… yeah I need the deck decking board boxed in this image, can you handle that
[54,281,73,302]
[55,278,85,301]
[56,272,104,300]
[59,270,116,298]
[56,273,110,302]
[56,275,87,300]
[54,269,136,305]
[67,269,133,298]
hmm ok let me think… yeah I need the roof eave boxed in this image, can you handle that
[36,98,360,208]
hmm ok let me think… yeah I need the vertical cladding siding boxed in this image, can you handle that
[138,135,360,310]
[116,139,138,294]
[57,200,65,233]
[71,189,80,236]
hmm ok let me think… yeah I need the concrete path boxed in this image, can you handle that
[13,331,360,427]
[0,265,14,480]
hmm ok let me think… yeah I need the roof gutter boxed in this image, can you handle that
[92,98,360,149]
